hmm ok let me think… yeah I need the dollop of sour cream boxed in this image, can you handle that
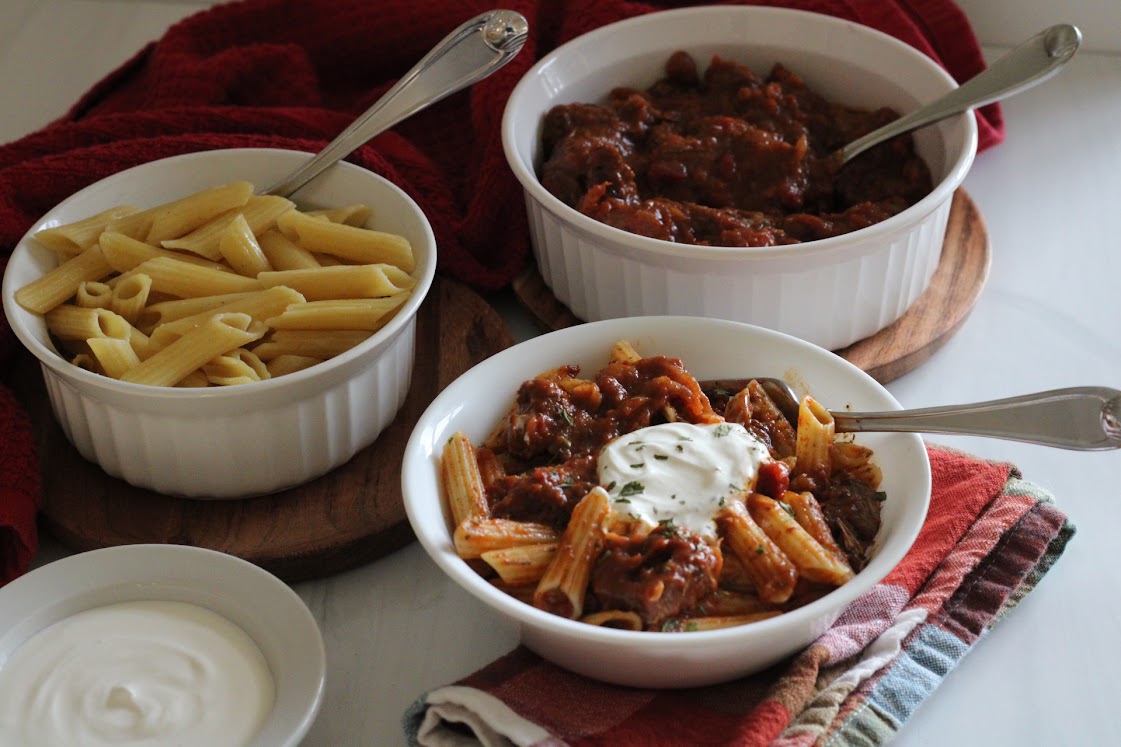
[597,421,770,538]
[0,600,275,747]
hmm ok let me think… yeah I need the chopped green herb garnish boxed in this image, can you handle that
[755,544,765,555]
[675,444,685,452]
[559,408,574,426]
[874,491,888,502]
[619,481,645,497]
[615,497,631,504]
[654,454,669,461]
[629,462,645,469]
[713,423,733,437]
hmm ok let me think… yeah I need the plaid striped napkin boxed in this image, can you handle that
[403,445,1074,746]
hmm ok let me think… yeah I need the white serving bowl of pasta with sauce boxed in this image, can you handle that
[0,544,324,746]
[1,148,436,498]
[501,6,977,351]
[402,316,931,688]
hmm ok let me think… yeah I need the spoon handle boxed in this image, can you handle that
[838,23,1081,165]
[265,9,529,197]
[834,386,1121,451]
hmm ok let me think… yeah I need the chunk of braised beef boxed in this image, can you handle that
[592,524,721,628]
[818,472,883,570]
[488,456,598,529]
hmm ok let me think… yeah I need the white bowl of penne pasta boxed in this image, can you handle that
[501,6,977,351]
[402,315,931,688]
[2,148,435,498]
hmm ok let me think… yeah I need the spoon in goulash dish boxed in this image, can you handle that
[263,9,529,197]
[830,23,1081,169]
[732,378,1121,451]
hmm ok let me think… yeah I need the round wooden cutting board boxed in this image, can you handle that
[15,277,513,583]
[513,189,991,384]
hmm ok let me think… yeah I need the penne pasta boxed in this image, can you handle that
[130,256,261,298]
[784,491,850,565]
[258,264,415,301]
[441,432,490,528]
[534,487,610,619]
[249,329,371,361]
[717,498,798,605]
[265,354,322,378]
[453,518,558,559]
[100,231,232,274]
[145,181,254,245]
[257,229,320,271]
[218,214,273,277]
[480,542,558,586]
[75,281,113,310]
[202,348,270,386]
[108,273,152,325]
[795,395,835,477]
[580,610,644,630]
[747,493,854,586]
[15,246,114,314]
[45,305,132,342]
[305,204,372,226]
[121,313,266,387]
[263,295,407,331]
[276,209,415,271]
[87,337,141,380]
[161,194,295,259]
[33,206,139,257]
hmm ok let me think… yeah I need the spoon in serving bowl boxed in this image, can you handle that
[750,377,1121,451]
[263,9,529,198]
[829,23,1081,169]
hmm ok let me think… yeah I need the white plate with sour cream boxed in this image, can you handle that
[0,544,325,747]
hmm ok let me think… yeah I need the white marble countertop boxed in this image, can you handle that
[3,2,1120,746]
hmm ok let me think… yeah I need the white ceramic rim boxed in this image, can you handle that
[403,315,931,652]
[0,544,325,747]
[0,148,437,405]
[500,5,978,261]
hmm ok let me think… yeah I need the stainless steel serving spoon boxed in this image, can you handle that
[832,23,1081,168]
[752,378,1121,451]
[264,9,529,197]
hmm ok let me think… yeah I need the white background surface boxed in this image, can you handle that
[2,2,1119,746]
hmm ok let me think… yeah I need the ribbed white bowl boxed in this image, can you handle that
[2,149,436,499]
[502,6,977,351]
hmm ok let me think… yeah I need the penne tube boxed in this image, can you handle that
[265,354,322,378]
[453,518,558,559]
[131,256,261,298]
[795,395,835,477]
[99,231,232,274]
[580,610,644,631]
[717,498,798,605]
[15,246,114,314]
[534,487,610,619]
[34,205,139,257]
[136,292,255,331]
[202,348,270,386]
[687,589,771,617]
[218,214,273,277]
[258,264,415,301]
[304,204,372,226]
[69,352,101,374]
[609,339,642,364]
[161,195,295,259]
[44,305,131,342]
[87,337,141,379]
[175,369,211,388]
[145,181,254,245]
[784,491,850,564]
[108,273,151,325]
[75,281,113,309]
[663,612,782,632]
[276,209,415,271]
[249,329,370,361]
[747,493,853,587]
[155,286,305,338]
[480,542,558,586]
[257,229,320,271]
[121,313,266,387]
[263,295,407,331]
[441,432,490,527]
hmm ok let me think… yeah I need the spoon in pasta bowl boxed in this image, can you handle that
[744,378,1121,451]
[828,23,1081,169]
[263,9,529,198]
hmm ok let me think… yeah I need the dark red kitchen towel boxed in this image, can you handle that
[0,0,1001,585]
